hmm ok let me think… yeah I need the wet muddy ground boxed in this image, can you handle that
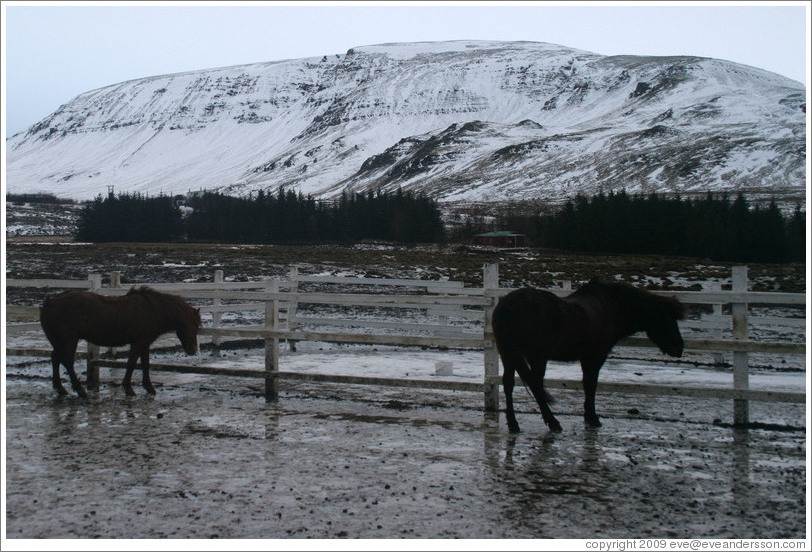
[4,365,806,540]
[5,237,807,540]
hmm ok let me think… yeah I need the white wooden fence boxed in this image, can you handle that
[6,264,806,425]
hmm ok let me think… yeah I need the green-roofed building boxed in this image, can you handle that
[472,231,527,248]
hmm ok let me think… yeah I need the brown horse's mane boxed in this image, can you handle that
[578,278,686,321]
[126,286,201,328]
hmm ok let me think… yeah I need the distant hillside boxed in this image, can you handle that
[6,40,806,204]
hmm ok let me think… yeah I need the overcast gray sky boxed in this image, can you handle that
[3,1,809,138]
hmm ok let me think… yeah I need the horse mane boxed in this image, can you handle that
[126,286,201,328]
[579,278,685,321]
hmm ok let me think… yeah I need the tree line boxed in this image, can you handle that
[76,192,183,242]
[75,188,445,245]
[72,188,805,263]
[7,192,76,205]
[494,191,806,263]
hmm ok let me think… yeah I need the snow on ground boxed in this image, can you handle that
[6,330,805,428]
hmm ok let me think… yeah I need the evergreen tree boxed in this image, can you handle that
[786,204,807,262]
[183,188,443,245]
[518,191,799,263]
[75,192,182,242]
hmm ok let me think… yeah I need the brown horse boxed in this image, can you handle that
[492,278,685,432]
[40,286,201,398]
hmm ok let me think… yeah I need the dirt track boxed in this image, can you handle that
[4,367,806,540]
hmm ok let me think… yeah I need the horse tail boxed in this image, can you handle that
[491,293,516,362]
[39,296,58,346]
[39,292,74,348]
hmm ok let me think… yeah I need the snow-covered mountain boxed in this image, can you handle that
[5,41,806,203]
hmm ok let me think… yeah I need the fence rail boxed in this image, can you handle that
[6,265,806,425]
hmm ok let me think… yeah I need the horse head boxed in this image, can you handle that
[176,307,202,356]
[644,296,686,358]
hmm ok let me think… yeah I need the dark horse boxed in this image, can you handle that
[40,286,202,398]
[492,278,685,432]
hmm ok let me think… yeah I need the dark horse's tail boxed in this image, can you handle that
[39,296,60,348]
[492,298,523,372]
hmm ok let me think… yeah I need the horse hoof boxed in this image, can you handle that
[124,387,137,397]
[508,422,521,433]
[548,420,563,432]
[585,416,602,428]
[144,386,156,396]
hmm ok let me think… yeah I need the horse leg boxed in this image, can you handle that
[86,347,99,392]
[122,347,139,396]
[497,346,531,432]
[140,349,156,395]
[51,349,68,396]
[581,357,605,427]
[501,359,520,433]
[522,354,562,432]
[62,340,87,399]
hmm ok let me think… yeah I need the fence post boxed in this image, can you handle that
[710,281,726,367]
[211,270,224,355]
[732,266,749,426]
[483,263,500,412]
[86,273,102,391]
[265,279,280,402]
[107,272,122,359]
[287,266,299,352]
